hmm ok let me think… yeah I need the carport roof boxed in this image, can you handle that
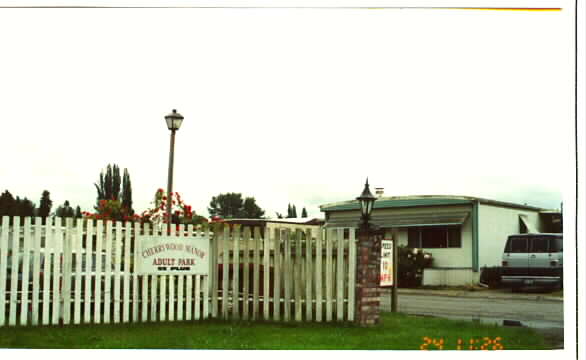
[320,195,547,212]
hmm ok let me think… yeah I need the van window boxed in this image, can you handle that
[551,237,563,252]
[509,237,528,253]
[531,237,549,253]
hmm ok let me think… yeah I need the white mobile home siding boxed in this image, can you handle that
[477,204,542,268]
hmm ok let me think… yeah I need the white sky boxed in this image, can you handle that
[0,2,576,220]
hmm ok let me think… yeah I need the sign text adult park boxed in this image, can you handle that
[136,235,210,275]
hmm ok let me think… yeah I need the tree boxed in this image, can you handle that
[241,197,265,218]
[121,168,134,215]
[287,204,292,218]
[94,164,121,208]
[95,164,133,215]
[38,190,52,219]
[15,197,35,218]
[208,193,265,219]
[55,200,75,218]
[74,206,82,219]
[301,207,308,218]
[0,190,16,218]
[291,205,297,218]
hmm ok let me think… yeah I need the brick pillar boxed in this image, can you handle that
[355,226,383,326]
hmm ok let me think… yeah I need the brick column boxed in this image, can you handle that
[355,226,383,326]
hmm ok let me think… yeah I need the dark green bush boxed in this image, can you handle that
[397,245,433,288]
[480,266,502,288]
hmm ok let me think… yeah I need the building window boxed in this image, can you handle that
[406,226,461,248]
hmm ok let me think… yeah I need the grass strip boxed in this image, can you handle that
[0,312,551,350]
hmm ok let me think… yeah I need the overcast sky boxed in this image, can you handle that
[0,3,575,219]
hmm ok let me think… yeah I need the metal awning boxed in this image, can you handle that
[519,214,538,233]
[325,211,470,228]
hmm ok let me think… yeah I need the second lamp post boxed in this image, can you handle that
[165,109,184,225]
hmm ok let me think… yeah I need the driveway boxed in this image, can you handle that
[381,288,565,349]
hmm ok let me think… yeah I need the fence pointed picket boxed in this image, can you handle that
[325,228,333,322]
[103,220,113,324]
[113,221,123,323]
[74,218,83,324]
[336,228,345,321]
[283,229,291,321]
[294,229,302,322]
[185,224,194,321]
[41,217,52,325]
[142,223,151,322]
[84,219,93,324]
[203,227,210,319]
[252,227,261,320]
[167,225,176,322]
[221,225,229,319]
[241,227,250,320]
[305,228,313,321]
[194,273,201,320]
[210,226,219,318]
[232,226,240,319]
[122,222,131,323]
[94,220,104,324]
[19,217,33,325]
[149,224,158,322]
[61,218,73,325]
[31,217,43,326]
[348,228,356,321]
[51,218,63,325]
[177,224,185,321]
[315,228,323,322]
[8,217,21,326]
[272,228,281,321]
[263,227,270,320]
[0,216,10,326]
[132,222,140,322]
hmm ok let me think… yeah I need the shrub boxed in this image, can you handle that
[480,266,502,288]
[397,246,433,288]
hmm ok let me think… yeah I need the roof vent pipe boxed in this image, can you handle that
[375,187,384,198]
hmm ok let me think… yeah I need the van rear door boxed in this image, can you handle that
[503,236,529,275]
[528,236,551,276]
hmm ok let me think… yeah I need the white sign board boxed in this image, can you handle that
[380,239,393,287]
[135,235,210,275]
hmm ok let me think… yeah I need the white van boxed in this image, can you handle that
[501,233,563,290]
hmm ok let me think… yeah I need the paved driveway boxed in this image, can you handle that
[381,288,565,349]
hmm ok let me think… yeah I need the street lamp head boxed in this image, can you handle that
[356,178,377,224]
[165,109,184,131]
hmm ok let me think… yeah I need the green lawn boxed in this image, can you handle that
[0,313,552,350]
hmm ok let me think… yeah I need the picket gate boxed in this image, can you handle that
[0,216,356,327]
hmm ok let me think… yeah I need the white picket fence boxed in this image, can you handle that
[0,216,356,327]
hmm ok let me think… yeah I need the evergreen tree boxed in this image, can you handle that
[75,206,82,219]
[56,200,75,218]
[94,164,122,208]
[0,190,16,218]
[121,168,134,215]
[301,207,308,218]
[291,205,297,218]
[38,190,52,221]
[208,193,265,219]
[287,203,293,218]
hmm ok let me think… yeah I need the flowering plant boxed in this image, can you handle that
[140,189,207,229]
[83,198,139,222]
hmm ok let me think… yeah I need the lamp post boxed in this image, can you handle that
[164,109,184,226]
[356,178,377,229]
[354,178,382,326]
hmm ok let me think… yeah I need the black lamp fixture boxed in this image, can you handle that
[164,109,184,225]
[165,109,184,131]
[356,178,377,227]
